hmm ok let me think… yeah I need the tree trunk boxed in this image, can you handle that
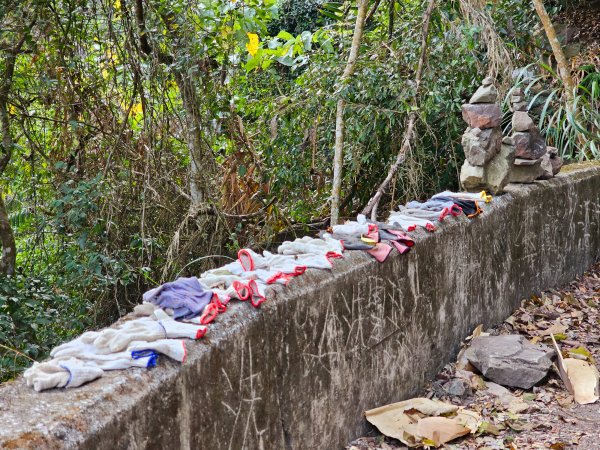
[0,40,25,276]
[362,0,436,220]
[0,194,15,276]
[330,0,369,225]
[532,0,575,103]
[174,71,215,211]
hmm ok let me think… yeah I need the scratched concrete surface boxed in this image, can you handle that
[1,164,599,450]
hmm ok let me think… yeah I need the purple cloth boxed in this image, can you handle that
[142,277,213,320]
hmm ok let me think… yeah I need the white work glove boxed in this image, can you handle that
[93,317,206,354]
[388,212,436,232]
[129,339,187,363]
[24,358,103,392]
[247,279,266,307]
[239,268,285,284]
[201,260,244,277]
[132,302,161,317]
[50,331,100,359]
[238,248,268,271]
[331,221,370,236]
[51,331,153,370]
[262,251,306,274]
[24,361,70,392]
[293,253,334,270]
[200,273,245,289]
[277,235,343,256]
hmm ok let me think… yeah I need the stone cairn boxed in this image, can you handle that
[459,80,563,193]
[460,77,514,194]
[506,88,563,183]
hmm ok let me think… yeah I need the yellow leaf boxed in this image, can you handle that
[114,0,120,9]
[130,102,143,116]
[246,32,259,56]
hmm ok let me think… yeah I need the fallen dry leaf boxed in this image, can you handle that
[563,358,599,404]
[539,324,568,337]
[365,398,480,447]
[551,334,574,395]
[407,416,470,447]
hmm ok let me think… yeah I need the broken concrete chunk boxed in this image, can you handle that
[462,127,501,166]
[470,84,498,104]
[512,111,535,132]
[464,335,554,389]
[484,142,515,194]
[502,136,514,145]
[547,146,559,157]
[460,161,485,190]
[462,104,501,129]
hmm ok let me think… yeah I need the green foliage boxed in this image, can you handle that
[0,275,92,382]
[268,0,328,35]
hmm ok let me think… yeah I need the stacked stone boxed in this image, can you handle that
[508,88,563,182]
[460,77,514,194]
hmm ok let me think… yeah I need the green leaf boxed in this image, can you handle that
[276,30,294,41]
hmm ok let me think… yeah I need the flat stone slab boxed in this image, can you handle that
[462,104,502,129]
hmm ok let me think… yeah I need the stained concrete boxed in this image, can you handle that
[1,164,600,450]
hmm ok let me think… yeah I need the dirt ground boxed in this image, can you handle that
[346,261,600,449]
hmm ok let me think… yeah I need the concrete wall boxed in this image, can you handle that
[1,164,599,450]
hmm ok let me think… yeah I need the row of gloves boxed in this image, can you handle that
[26,235,348,392]
[388,190,491,231]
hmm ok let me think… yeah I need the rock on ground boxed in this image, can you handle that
[463,335,555,389]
